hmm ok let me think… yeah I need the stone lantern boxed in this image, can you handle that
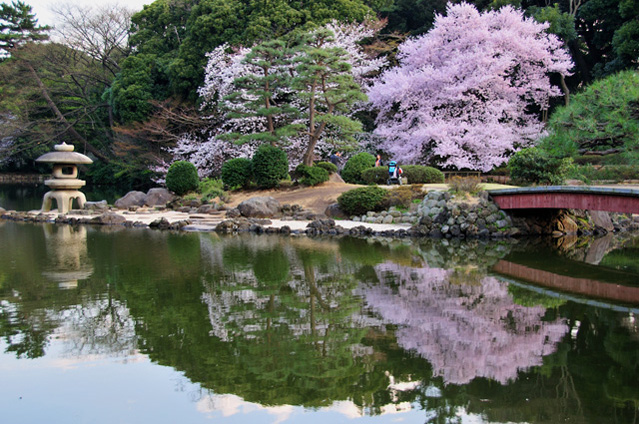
[36,142,93,214]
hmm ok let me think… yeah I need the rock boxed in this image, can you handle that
[226,208,241,218]
[495,219,509,229]
[590,210,615,232]
[114,191,146,209]
[324,203,349,219]
[84,200,108,211]
[91,211,126,225]
[556,214,579,234]
[237,196,281,218]
[149,217,171,230]
[197,204,217,214]
[145,188,174,207]
[382,215,394,224]
[0,207,5,214]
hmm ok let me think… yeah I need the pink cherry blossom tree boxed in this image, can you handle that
[367,3,573,172]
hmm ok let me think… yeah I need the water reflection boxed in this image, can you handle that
[42,224,93,288]
[1,222,639,423]
[368,263,568,385]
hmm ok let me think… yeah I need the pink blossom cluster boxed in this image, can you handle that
[368,3,573,171]
[367,262,568,385]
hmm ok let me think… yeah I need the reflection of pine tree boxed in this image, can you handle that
[200,236,373,406]
[367,263,569,385]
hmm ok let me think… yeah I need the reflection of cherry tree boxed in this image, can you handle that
[367,263,568,385]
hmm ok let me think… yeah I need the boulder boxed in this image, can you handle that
[0,207,5,214]
[324,203,349,219]
[84,200,108,211]
[237,196,281,218]
[114,191,146,209]
[590,210,615,233]
[149,217,171,230]
[90,211,126,225]
[145,188,174,207]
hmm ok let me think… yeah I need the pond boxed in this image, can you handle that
[1,220,638,424]
[0,183,123,211]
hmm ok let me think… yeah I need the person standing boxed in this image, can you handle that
[375,154,383,167]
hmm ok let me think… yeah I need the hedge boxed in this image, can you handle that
[252,144,288,188]
[342,152,376,184]
[361,165,444,185]
[165,161,199,195]
[221,157,252,189]
[337,186,387,216]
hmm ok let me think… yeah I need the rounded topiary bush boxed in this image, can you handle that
[165,161,199,195]
[508,147,572,185]
[361,167,389,185]
[315,161,338,174]
[337,186,387,216]
[221,157,252,189]
[402,165,444,183]
[341,152,376,184]
[252,144,289,188]
[297,165,329,186]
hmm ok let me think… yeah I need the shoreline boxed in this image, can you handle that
[0,207,415,236]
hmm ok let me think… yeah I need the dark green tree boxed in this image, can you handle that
[0,0,49,58]
[292,28,367,166]
[222,39,302,146]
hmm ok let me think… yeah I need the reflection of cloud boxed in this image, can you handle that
[196,393,421,422]
[368,263,569,385]
[196,394,294,423]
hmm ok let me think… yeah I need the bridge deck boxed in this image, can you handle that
[488,186,639,214]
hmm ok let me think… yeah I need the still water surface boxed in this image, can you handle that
[1,221,638,424]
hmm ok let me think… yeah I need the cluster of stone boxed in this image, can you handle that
[412,190,518,238]
[214,217,291,234]
[349,208,419,225]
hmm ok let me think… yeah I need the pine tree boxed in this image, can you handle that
[0,1,50,58]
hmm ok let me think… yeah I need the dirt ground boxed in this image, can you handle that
[225,174,363,214]
[224,174,521,214]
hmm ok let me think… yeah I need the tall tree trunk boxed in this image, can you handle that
[560,74,570,106]
[27,62,110,162]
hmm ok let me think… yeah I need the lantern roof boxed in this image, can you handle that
[36,143,93,165]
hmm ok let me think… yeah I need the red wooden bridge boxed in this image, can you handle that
[488,186,639,214]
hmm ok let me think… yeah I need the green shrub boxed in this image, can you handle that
[402,165,444,184]
[199,178,225,202]
[337,186,387,216]
[252,144,289,189]
[165,161,199,195]
[315,161,338,174]
[221,158,253,189]
[508,148,573,185]
[297,165,329,186]
[341,152,376,184]
[361,167,389,185]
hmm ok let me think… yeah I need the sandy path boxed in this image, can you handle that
[225,176,363,214]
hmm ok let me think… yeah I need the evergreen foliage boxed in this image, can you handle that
[296,164,330,186]
[251,144,289,188]
[337,186,387,215]
[508,147,573,185]
[402,165,444,184]
[165,161,200,195]
[221,158,253,189]
[541,70,639,162]
[0,0,50,57]
[341,152,375,184]
[315,161,338,174]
